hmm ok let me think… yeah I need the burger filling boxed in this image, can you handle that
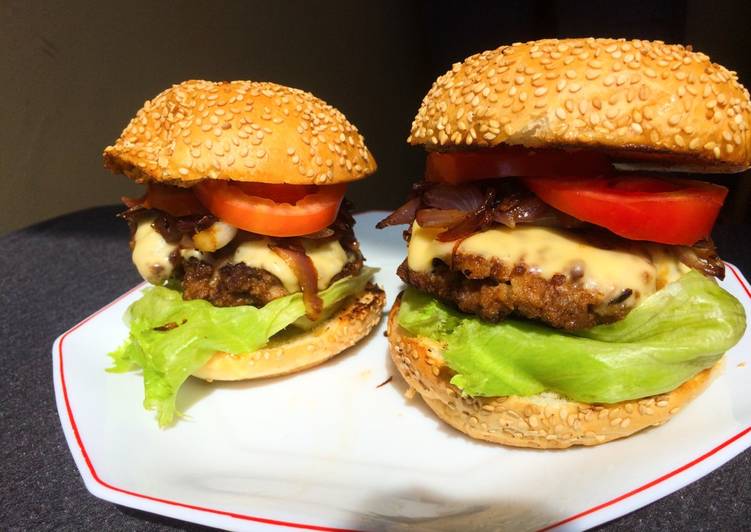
[122,183,363,320]
[380,175,724,330]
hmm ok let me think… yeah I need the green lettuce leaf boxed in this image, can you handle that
[109,267,377,426]
[398,271,746,403]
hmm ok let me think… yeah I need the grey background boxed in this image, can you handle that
[2,0,750,233]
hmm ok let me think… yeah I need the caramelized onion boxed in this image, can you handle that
[677,240,725,279]
[423,184,484,212]
[175,214,218,234]
[377,180,585,240]
[415,208,467,228]
[376,196,421,228]
[270,242,323,319]
[151,214,182,244]
[436,187,496,241]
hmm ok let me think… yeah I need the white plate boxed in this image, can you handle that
[53,212,751,532]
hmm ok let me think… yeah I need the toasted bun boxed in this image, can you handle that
[387,294,721,449]
[193,283,385,381]
[104,80,377,186]
[409,38,751,172]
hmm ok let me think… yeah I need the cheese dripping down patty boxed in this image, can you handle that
[131,218,349,293]
[230,239,348,293]
[132,217,178,284]
[407,222,690,308]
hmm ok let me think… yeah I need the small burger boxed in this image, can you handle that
[380,39,747,448]
[105,80,385,426]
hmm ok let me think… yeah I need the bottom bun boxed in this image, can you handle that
[193,283,385,381]
[387,293,721,449]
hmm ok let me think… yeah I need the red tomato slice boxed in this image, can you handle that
[235,182,318,204]
[426,145,614,184]
[195,181,346,237]
[144,184,207,217]
[522,176,728,245]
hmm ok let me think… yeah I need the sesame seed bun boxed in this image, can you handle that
[193,283,385,381]
[387,294,721,449]
[104,80,377,186]
[409,38,751,172]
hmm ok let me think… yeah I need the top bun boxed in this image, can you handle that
[104,80,377,186]
[409,38,751,172]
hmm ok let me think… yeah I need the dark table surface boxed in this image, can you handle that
[2,205,750,531]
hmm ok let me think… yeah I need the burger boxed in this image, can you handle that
[380,38,747,448]
[104,80,385,427]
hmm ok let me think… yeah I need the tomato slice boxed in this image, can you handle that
[195,181,346,237]
[143,184,207,217]
[235,182,318,204]
[522,176,728,245]
[426,145,614,184]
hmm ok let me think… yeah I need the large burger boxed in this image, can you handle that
[105,80,385,426]
[380,39,747,448]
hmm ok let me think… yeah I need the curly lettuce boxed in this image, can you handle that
[109,267,377,426]
[398,271,746,403]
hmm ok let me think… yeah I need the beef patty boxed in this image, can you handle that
[182,251,363,308]
[397,254,633,331]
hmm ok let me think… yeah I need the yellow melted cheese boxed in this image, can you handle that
[231,239,348,293]
[407,222,689,306]
[132,219,178,285]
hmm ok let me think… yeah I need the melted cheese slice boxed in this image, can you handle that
[132,218,178,284]
[231,239,348,293]
[407,222,689,306]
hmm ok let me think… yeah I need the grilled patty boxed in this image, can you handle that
[182,252,363,308]
[397,255,632,331]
